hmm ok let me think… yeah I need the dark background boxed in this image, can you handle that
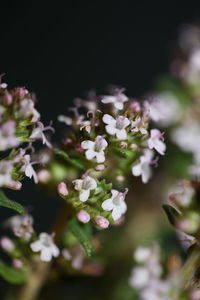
[0,0,200,297]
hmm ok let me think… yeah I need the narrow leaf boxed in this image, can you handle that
[0,189,24,215]
[0,260,27,284]
[54,149,85,170]
[68,217,94,257]
[163,204,179,226]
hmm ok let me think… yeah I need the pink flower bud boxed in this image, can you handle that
[8,181,22,190]
[57,182,68,196]
[0,237,14,252]
[75,143,83,152]
[116,175,124,182]
[63,138,73,145]
[15,87,28,99]
[13,259,22,269]
[95,164,105,171]
[120,142,127,148]
[128,100,141,112]
[77,210,90,224]
[37,170,50,183]
[62,249,72,260]
[3,93,13,105]
[130,143,138,150]
[95,216,109,229]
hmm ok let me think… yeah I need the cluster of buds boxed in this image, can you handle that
[52,88,166,228]
[129,244,200,300]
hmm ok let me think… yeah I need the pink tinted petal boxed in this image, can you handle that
[79,190,90,202]
[132,164,142,176]
[112,207,121,221]
[142,165,151,183]
[51,244,60,257]
[111,189,119,198]
[116,129,127,140]
[102,114,116,125]
[123,117,130,128]
[120,201,127,214]
[96,152,105,163]
[81,140,94,150]
[102,198,114,211]
[115,101,123,110]
[154,140,166,155]
[30,241,42,252]
[105,125,117,135]
[85,149,96,160]
[101,96,115,104]
[41,248,52,262]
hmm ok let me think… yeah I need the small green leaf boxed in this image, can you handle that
[0,260,27,284]
[68,217,94,257]
[0,189,24,215]
[54,149,85,170]
[163,204,179,226]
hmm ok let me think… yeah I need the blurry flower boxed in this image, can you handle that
[103,114,130,140]
[37,169,50,183]
[57,182,68,196]
[134,247,151,263]
[0,236,14,252]
[0,160,14,187]
[30,233,59,262]
[0,120,19,150]
[77,210,90,224]
[58,115,73,125]
[62,248,72,260]
[73,175,97,202]
[129,266,150,288]
[101,90,128,110]
[102,189,127,221]
[144,93,181,126]
[81,136,108,163]
[5,214,34,240]
[95,164,105,171]
[169,184,195,207]
[13,259,23,269]
[95,216,109,228]
[148,129,166,155]
[30,121,54,148]
[18,98,40,123]
[132,150,154,183]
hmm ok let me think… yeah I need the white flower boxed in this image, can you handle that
[5,214,33,240]
[101,91,128,110]
[129,266,150,289]
[0,120,19,150]
[132,150,154,183]
[0,160,13,187]
[171,120,200,155]
[22,155,38,183]
[73,175,97,202]
[148,129,166,155]
[81,136,108,163]
[18,99,40,123]
[30,233,59,262]
[103,114,130,140]
[144,93,181,127]
[30,122,54,148]
[134,247,151,263]
[101,189,127,221]
[131,117,147,135]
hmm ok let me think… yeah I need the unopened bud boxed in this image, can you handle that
[77,210,90,224]
[3,93,12,105]
[95,164,105,171]
[120,142,127,149]
[130,143,138,150]
[13,259,22,269]
[0,237,14,252]
[95,216,109,229]
[37,170,50,183]
[57,182,68,196]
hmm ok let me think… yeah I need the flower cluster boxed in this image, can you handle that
[53,89,166,227]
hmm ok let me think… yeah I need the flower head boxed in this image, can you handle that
[148,129,166,155]
[131,117,148,135]
[30,121,54,148]
[81,136,108,163]
[30,233,60,262]
[132,150,154,183]
[73,175,97,202]
[103,114,130,140]
[102,189,127,221]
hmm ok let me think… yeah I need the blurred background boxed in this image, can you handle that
[1,1,200,299]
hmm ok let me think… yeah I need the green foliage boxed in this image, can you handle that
[54,149,86,170]
[0,189,24,215]
[68,217,94,258]
[0,260,27,284]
